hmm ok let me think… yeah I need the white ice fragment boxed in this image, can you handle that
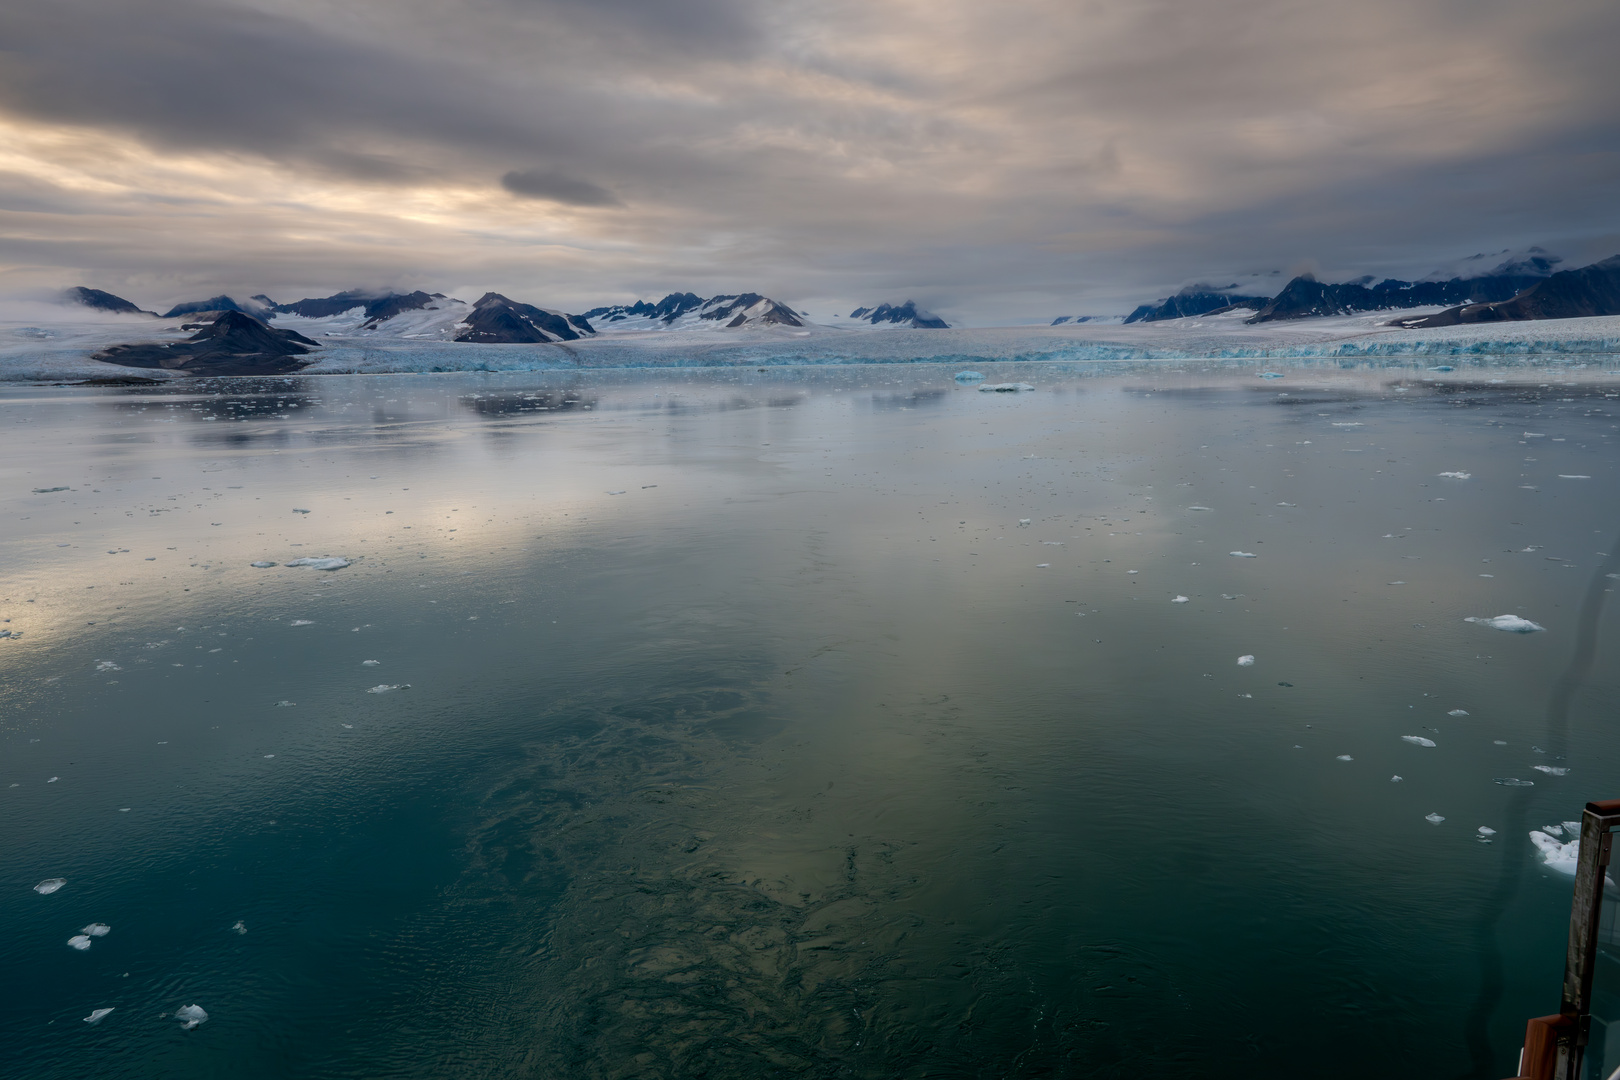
[1036,563,1050,568]
[1332,422,1364,428]
[362,659,380,666]
[262,754,275,759]
[1236,655,1255,666]
[1171,595,1189,603]
[366,684,410,693]
[1229,551,1257,558]
[95,660,120,672]
[232,920,247,934]
[954,371,984,382]
[292,508,311,514]
[1531,829,1580,875]
[978,383,1035,392]
[1391,775,1403,782]
[1478,826,1497,837]
[1437,471,1471,480]
[1017,519,1031,526]
[1494,740,1508,746]
[1336,754,1353,761]
[67,935,91,950]
[274,700,296,707]
[1401,736,1437,747]
[1258,372,1284,379]
[1465,615,1544,633]
[175,1005,208,1029]
[32,486,70,493]
[1187,506,1213,512]
[83,923,110,936]
[1448,709,1469,717]
[1533,765,1571,776]
[1558,475,1592,480]
[34,878,66,894]
[250,561,276,568]
[1277,501,1296,507]
[285,557,351,571]
[606,490,626,495]
[1494,777,1534,787]
[1425,813,1445,825]
[289,620,314,627]
[83,1008,114,1024]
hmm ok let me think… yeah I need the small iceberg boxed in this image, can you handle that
[1171,595,1189,603]
[1437,471,1471,480]
[1531,826,1584,875]
[1494,777,1535,787]
[1447,709,1469,717]
[250,561,277,568]
[175,1005,208,1030]
[1478,826,1497,837]
[67,935,92,950]
[289,620,314,627]
[1425,813,1445,825]
[362,659,380,666]
[366,683,410,694]
[83,1008,114,1024]
[1336,754,1353,761]
[953,371,984,382]
[1187,506,1214,512]
[231,920,247,934]
[1533,765,1570,776]
[1465,615,1544,633]
[83,923,110,937]
[34,878,66,895]
[1559,475,1592,480]
[1236,655,1255,666]
[32,486,71,493]
[1229,551,1257,558]
[978,383,1034,392]
[285,556,351,571]
[1258,372,1284,380]
[1391,775,1403,782]
[1401,736,1436,747]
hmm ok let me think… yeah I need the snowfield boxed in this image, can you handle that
[4,299,1620,382]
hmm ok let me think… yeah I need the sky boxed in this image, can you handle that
[1,0,1618,324]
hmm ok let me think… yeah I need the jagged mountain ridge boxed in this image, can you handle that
[581,292,802,331]
[159,295,275,320]
[1394,255,1620,328]
[848,301,948,329]
[94,311,319,377]
[1245,270,1550,324]
[1124,286,1271,323]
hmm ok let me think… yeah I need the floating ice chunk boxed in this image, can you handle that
[68,935,91,950]
[1336,755,1353,762]
[978,383,1035,392]
[1494,777,1534,787]
[1017,519,1031,526]
[1036,563,1050,568]
[366,684,410,693]
[96,660,120,672]
[285,557,351,571]
[262,754,275,759]
[1465,615,1544,633]
[1533,765,1570,776]
[1258,372,1284,379]
[1478,826,1497,837]
[1425,813,1445,825]
[362,660,380,666]
[1331,422,1364,428]
[1401,736,1436,747]
[1187,506,1214,512]
[1277,501,1296,507]
[292,508,311,514]
[32,486,70,493]
[1229,551,1257,558]
[289,620,314,627]
[1558,475,1592,480]
[1437,471,1471,480]
[250,561,276,568]
[34,878,66,894]
[1448,709,1469,717]
[1524,432,1545,438]
[1236,655,1255,666]
[274,700,295,707]
[83,923,110,937]
[954,371,985,382]
[1171,595,1189,603]
[83,1008,114,1024]
[1494,740,1507,746]
[232,920,247,934]
[606,490,626,495]
[1531,829,1580,875]
[175,1005,208,1029]
[1391,775,1403,782]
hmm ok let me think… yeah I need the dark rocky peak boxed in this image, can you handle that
[94,310,320,377]
[159,294,271,320]
[1394,254,1620,329]
[1124,284,1271,324]
[453,293,594,344]
[581,292,705,325]
[273,289,381,319]
[68,287,154,316]
[849,301,949,328]
[1248,264,1555,324]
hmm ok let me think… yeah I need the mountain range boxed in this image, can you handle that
[1391,255,1620,329]
[93,311,319,376]
[847,301,949,329]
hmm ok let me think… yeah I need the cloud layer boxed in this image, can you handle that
[1,0,1617,320]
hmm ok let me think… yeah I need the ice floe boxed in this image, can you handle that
[978,383,1034,392]
[1425,813,1445,825]
[1336,754,1353,762]
[1448,709,1469,717]
[83,1008,113,1024]
[250,561,276,568]
[34,878,65,894]
[1478,826,1497,837]
[274,700,296,707]
[1559,475,1592,480]
[954,371,984,382]
[285,556,351,571]
[67,935,91,950]
[1533,765,1571,776]
[231,920,247,934]
[1236,655,1255,666]
[1229,551,1257,558]
[1391,775,1403,782]
[175,1005,208,1029]
[1494,777,1535,787]
[366,683,410,693]
[1171,595,1189,603]
[1530,825,1586,875]
[1437,471,1471,480]
[289,620,314,626]
[363,659,380,666]
[83,923,110,936]
[1465,615,1545,633]
[1187,506,1213,512]
[1401,736,1437,747]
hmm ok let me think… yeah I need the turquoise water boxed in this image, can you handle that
[2,365,1617,1077]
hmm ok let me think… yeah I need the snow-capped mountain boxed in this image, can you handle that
[581,292,803,332]
[1124,285,1269,323]
[159,294,274,320]
[453,293,595,343]
[68,287,156,316]
[1394,253,1620,328]
[847,301,948,329]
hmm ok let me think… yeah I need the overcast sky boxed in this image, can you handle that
[2,0,1618,322]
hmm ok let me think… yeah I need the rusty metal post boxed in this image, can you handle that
[1554,800,1620,1079]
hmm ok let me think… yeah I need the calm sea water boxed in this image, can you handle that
[2,364,1618,1078]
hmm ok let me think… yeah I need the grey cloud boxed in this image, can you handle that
[502,170,622,207]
